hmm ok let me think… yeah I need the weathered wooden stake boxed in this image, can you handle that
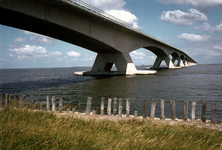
[52,96,56,111]
[160,99,165,120]
[46,95,50,111]
[126,98,130,117]
[150,98,157,120]
[20,95,26,108]
[118,98,122,117]
[134,111,138,117]
[86,97,92,114]
[100,97,105,115]
[9,94,14,106]
[72,107,76,114]
[113,98,117,116]
[15,95,19,107]
[183,101,188,121]
[59,97,64,113]
[0,93,5,107]
[191,101,196,122]
[211,103,216,123]
[107,98,112,116]
[30,95,33,108]
[6,93,9,107]
[170,100,175,120]
[143,99,147,119]
[201,102,206,123]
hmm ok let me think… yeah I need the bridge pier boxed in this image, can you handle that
[151,56,175,69]
[75,52,157,76]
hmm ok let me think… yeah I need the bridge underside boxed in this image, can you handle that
[0,0,197,76]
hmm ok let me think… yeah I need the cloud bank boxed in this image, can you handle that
[194,22,222,33]
[160,9,208,26]
[157,0,222,9]
[82,0,139,28]
[177,33,211,42]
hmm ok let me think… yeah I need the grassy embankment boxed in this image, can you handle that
[0,107,222,150]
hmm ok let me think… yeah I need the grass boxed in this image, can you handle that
[0,107,222,150]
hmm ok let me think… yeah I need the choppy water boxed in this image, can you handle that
[0,64,222,122]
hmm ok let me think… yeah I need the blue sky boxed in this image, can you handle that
[0,0,222,69]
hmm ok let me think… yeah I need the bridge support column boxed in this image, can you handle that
[90,52,137,75]
[74,52,157,76]
[152,56,175,69]
[184,60,188,67]
[178,59,185,67]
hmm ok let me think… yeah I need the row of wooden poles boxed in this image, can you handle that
[0,94,217,123]
[0,93,33,108]
[85,97,217,123]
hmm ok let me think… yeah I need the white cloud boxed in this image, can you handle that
[185,47,222,57]
[157,0,222,9]
[14,37,26,43]
[130,51,145,56]
[177,33,211,42]
[213,45,222,50]
[82,0,126,11]
[24,31,38,35]
[81,54,96,62]
[160,9,208,26]
[106,10,139,27]
[82,0,139,28]
[67,51,80,57]
[30,35,56,45]
[9,54,15,58]
[194,22,222,33]
[9,44,62,59]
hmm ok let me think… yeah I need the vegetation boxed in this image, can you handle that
[0,107,221,150]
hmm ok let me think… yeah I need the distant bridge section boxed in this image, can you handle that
[0,0,197,75]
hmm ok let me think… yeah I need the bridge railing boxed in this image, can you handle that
[68,0,174,48]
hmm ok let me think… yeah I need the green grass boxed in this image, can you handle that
[0,107,222,150]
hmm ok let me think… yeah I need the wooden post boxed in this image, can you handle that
[160,99,165,120]
[100,97,105,115]
[143,99,146,119]
[20,95,26,108]
[183,101,188,121]
[113,98,117,116]
[134,111,138,117]
[9,94,14,106]
[86,97,92,114]
[52,96,56,111]
[59,97,64,113]
[72,107,75,114]
[211,103,216,123]
[150,98,157,120]
[107,98,112,116]
[5,93,9,107]
[170,100,175,120]
[126,98,130,117]
[201,102,206,123]
[30,95,33,108]
[46,96,50,111]
[191,101,196,122]
[0,93,5,107]
[14,95,19,107]
[118,98,122,117]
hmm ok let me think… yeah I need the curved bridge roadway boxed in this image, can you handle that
[0,0,197,75]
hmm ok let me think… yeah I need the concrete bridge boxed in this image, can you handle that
[0,0,197,75]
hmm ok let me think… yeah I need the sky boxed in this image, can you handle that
[0,0,222,69]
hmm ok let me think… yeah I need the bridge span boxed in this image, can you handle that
[0,0,197,75]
